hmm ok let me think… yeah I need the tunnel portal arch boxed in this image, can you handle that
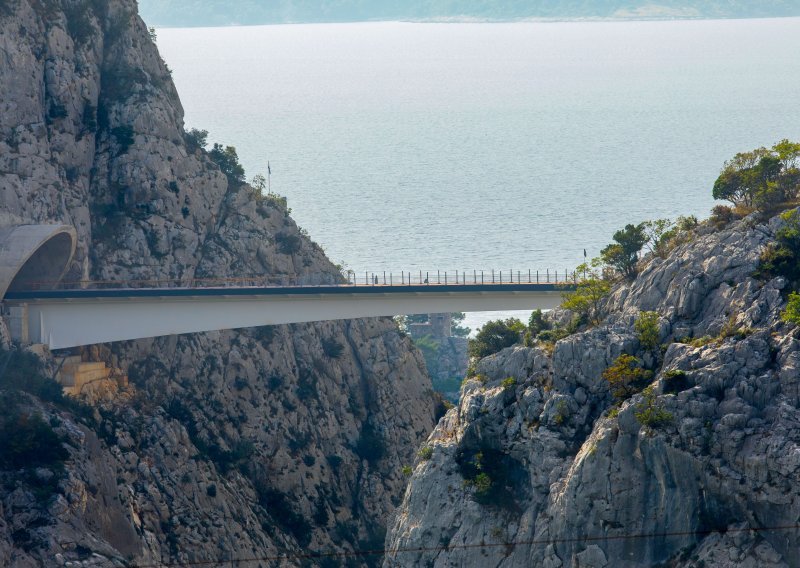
[0,225,77,300]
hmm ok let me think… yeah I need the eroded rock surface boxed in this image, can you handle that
[0,2,436,566]
[386,215,800,567]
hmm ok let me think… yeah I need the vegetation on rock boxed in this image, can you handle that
[782,292,800,326]
[634,311,660,351]
[603,354,653,401]
[468,318,525,359]
[712,139,800,213]
[600,223,648,279]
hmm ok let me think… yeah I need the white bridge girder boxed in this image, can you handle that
[7,287,564,350]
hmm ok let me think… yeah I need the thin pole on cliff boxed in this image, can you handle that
[267,161,271,193]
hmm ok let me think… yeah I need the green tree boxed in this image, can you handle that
[601,223,647,279]
[782,292,800,326]
[468,318,525,359]
[712,147,771,207]
[184,128,208,152]
[634,387,673,428]
[603,354,653,401]
[712,140,800,212]
[642,218,675,257]
[451,312,471,337]
[635,311,660,351]
[561,277,610,326]
[774,139,800,169]
[528,309,549,336]
[757,209,800,284]
[209,143,246,185]
[251,174,266,193]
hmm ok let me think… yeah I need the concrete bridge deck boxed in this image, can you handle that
[0,223,580,349]
[5,282,574,349]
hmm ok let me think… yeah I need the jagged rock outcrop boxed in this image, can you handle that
[385,214,800,567]
[0,1,436,566]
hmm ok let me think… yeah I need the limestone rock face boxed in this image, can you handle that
[385,215,800,567]
[0,1,436,566]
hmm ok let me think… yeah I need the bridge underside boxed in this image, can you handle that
[6,286,564,349]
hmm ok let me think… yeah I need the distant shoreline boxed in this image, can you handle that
[146,14,800,29]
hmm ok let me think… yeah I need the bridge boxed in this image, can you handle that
[0,225,577,350]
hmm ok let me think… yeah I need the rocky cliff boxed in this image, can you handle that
[385,214,800,567]
[0,1,436,566]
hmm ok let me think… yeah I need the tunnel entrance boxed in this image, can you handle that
[0,225,77,299]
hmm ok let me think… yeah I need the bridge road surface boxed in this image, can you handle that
[4,282,574,350]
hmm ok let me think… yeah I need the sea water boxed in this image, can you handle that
[156,18,800,332]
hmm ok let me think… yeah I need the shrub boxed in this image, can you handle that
[255,484,312,547]
[355,424,385,463]
[501,377,516,391]
[528,309,549,336]
[709,205,737,229]
[417,446,433,460]
[603,354,653,401]
[553,399,569,425]
[456,448,526,510]
[275,232,302,255]
[433,395,454,422]
[111,125,135,154]
[634,388,673,428]
[209,143,245,185]
[718,315,752,341]
[662,370,690,395]
[184,128,208,152]
[756,209,800,284]
[688,335,715,348]
[206,484,217,497]
[468,318,525,359]
[321,338,344,359]
[635,311,660,351]
[782,292,800,326]
[65,2,95,45]
[472,473,492,497]
[535,327,571,343]
[642,218,676,257]
[401,465,413,477]
[50,100,69,120]
[295,371,316,401]
[561,278,610,326]
[0,410,69,471]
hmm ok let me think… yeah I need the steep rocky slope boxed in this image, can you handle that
[0,1,436,566]
[385,214,800,567]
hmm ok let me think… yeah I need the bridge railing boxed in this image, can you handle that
[346,269,581,287]
[20,268,582,291]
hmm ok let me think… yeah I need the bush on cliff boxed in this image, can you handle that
[601,223,648,279]
[712,139,800,213]
[782,292,800,326]
[634,387,673,428]
[209,143,246,185]
[603,354,653,401]
[561,269,611,326]
[635,311,661,351]
[468,318,525,359]
[184,128,208,152]
[756,209,800,285]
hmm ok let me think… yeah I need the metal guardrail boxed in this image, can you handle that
[345,269,580,287]
[21,268,582,291]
